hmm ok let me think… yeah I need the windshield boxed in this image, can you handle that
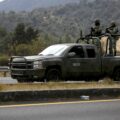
[39,45,69,56]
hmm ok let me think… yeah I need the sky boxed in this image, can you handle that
[0,0,4,2]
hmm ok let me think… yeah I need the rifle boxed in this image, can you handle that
[111,34,120,37]
[76,30,101,44]
[76,30,84,43]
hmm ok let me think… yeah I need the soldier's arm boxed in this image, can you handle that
[114,27,119,34]
[106,27,111,33]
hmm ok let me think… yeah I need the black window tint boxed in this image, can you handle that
[69,46,84,58]
[86,48,96,58]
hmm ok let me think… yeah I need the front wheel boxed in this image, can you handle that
[46,69,61,81]
[113,68,120,81]
[17,79,25,83]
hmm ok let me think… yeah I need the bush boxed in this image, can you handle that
[15,40,46,56]
[15,44,32,56]
[29,39,47,55]
[0,55,9,66]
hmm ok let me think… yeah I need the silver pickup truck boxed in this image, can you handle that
[9,37,120,82]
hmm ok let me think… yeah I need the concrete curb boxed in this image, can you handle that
[0,88,120,102]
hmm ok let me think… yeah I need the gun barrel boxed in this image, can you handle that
[111,34,120,37]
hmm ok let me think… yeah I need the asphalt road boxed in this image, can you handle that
[0,99,120,120]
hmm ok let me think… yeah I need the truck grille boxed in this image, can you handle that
[11,61,33,69]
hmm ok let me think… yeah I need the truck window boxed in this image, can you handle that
[86,48,96,58]
[69,46,84,58]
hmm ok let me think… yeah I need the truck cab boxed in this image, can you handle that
[63,44,101,80]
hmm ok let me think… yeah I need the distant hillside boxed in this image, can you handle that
[0,0,119,37]
[0,0,80,11]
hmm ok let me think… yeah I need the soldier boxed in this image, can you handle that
[85,19,102,46]
[90,19,102,37]
[106,22,119,55]
[106,22,118,35]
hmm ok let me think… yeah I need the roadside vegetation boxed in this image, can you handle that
[0,79,120,92]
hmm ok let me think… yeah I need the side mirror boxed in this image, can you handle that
[68,52,76,57]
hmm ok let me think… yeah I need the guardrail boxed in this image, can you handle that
[0,66,10,77]
[0,66,9,71]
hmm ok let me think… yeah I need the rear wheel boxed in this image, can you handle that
[46,69,61,81]
[113,68,120,81]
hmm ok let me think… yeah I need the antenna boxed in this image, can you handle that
[76,30,83,43]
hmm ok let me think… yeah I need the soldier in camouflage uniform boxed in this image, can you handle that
[85,19,102,47]
[106,22,119,55]
[90,19,102,37]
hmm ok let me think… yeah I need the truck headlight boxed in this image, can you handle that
[33,61,43,69]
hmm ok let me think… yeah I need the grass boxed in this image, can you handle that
[0,71,10,77]
[0,73,119,92]
[0,78,120,92]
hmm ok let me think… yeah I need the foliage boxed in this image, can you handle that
[25,26,39,43]
[13,23,26,44]
[13,23,39,44]
[0,26,7,38]
[0,55,9,66]
[29,39,47,55]
[14,33,59,56]
[15,39,47,56]
[3,23,39,55]
[15,44,31,56]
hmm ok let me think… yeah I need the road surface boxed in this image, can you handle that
[0,99,120,120]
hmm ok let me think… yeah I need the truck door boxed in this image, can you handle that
[82,46,101,78]
[65,46,85,79]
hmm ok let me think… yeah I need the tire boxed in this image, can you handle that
[46,69,61,81]
[17,79,25,83]
[113,68,120,81]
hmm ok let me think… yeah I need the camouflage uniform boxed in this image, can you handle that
[106,22,119,55]
[91,20,102,37]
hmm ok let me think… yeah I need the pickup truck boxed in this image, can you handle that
[9,37,120,82]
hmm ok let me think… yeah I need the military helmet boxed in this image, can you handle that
[95,19,100,26]
[110,21,116,27]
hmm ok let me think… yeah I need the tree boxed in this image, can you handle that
[0,26,7,38]
[11,23,39,55]
[25,26,39,43]
[13,23,26,44]
[0,27,8,53]
[13,23,39,44]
